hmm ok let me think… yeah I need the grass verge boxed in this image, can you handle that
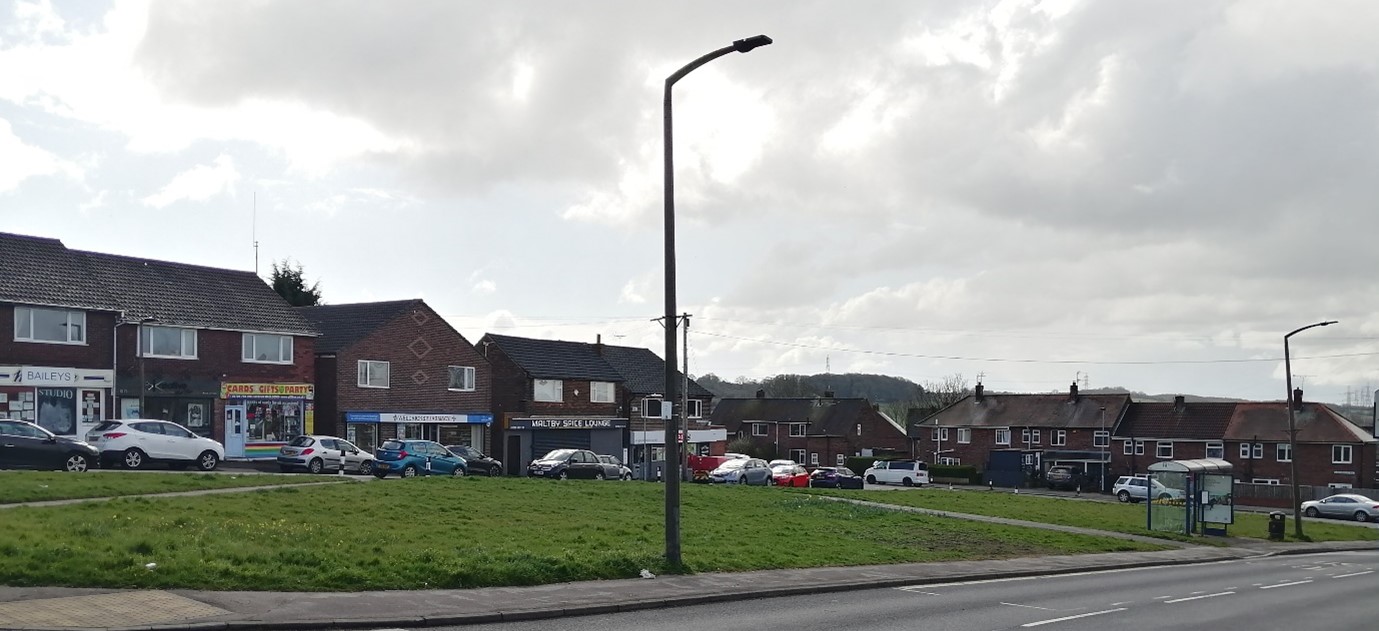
[0,478,1166,591]
[0,471,338,504]
[794,488,1379,544]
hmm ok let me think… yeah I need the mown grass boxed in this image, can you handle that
[794,488,1379,544]
[0,478,1165,591]
[0,471,335,504]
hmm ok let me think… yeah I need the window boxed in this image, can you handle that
[1240,443,1263,459]
[1275,443,1292,462]
[448,366,476,391]
[835,454,845,466]
[957,428,971,444]
[752,423,768,436]
[1132,440,1145,455]
[142,326,197,359]
[790,449,806,463]
[590,381,615,403]
[1123,440,1135,455]
[1328,482,1353,490]
[995,428,1011,445]
[1052,430,1066,446]
[789,423,807,438]
[357,360,390,388]
[14,306,85,344]
[1206,442,1224,459]
[1031,429,1040,444]
[810,452,820,465]
[1156,441,1173,459]
[932,427,948,441]
[1021,428,1031,443]
[1332,444,1353,464]
[241,333,292,364]
[642,398,665,419]
[1252,478,1280,485]
[1093,431,1110,448]
[533,379,562,402]
[686,399,703,419]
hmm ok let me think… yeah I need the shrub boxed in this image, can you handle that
[928,464,980,483]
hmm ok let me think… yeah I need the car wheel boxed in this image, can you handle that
[401,465,419,478]
[558,470,569,480]
[622,473,632,481]
[865,475,877,484]
[1157,493,1172,501]
[488,465,502,477]
[372,471,388,479]
[1304,507,1319,518]
[64,453,90,473]
[358,460,374,476]
[123,448,147,470]
[308,458,324,474]
[1117,490,1131,503]
[1354,511,1369,523]
[902,477,914,487]
[595,472,606,480]
[452,466,465,477]
[196,451,219,472]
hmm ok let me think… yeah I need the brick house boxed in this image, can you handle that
[596,342,718,469]
[709,393,908,467]
[1112,396,1236,478]
[0,232,317,458]
[1224,389,1376,489]
[910,383,1131,490]
[298,300,494,457]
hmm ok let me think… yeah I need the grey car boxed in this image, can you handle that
[597,454,633,480]
[277,435,375,475]
[709,457,772,485]
[1301,494,1379,522]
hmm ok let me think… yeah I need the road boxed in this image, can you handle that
[433,551,1377,631]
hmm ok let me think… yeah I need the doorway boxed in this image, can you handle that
[225,405,246,458]
[506,434,522,477]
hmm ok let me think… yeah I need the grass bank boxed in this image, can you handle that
[0,471,337,504]
[0,478,1165,591]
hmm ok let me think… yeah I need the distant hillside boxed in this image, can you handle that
[695,372,924,403]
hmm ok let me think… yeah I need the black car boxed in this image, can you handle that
[809,466,864,489]
[0,420,99,472]
[445,444,504,477]
[527,448,621,480]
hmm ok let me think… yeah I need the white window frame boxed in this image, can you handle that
[835,453,845,466]
[357,360,391,389]
[1252,478,1280,485]
[1052,430,1067,446]
[1275,443,1292,462]
[1156,441,1173,459]
[590,381,615,403]
[1123,440,1135,455]
[1093,431,1111,448]
[789,423,807,438]
[142,325,198,359]
[642,398,665,419]
[1332,444,1353,464]
[752,423,768,437]
[1030,429,1040,445]
[790,448,806,463]
[15,306,86,344]
[939,456,961,465]
[1021,428,1031,443]
[533,379,562,402]
[1328,482,1353,490]
[1240,442,1263,459]
[1206,442,1224,459]
[447,366,476,392]
[995,428,1011,446]
[686,399,703,419]
[1133,440,1145,455]
[809,452,820,465]
[957,428,971,444]
[241,333,292,364]
[932,427,948,441]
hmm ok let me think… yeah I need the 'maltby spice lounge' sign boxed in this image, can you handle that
[509,418,628,431]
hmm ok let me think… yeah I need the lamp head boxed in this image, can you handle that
[733,35,773,53]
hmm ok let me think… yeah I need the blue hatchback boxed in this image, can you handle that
[372,439,467,478]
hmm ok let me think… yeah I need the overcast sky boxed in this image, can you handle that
[3,0,1378,405]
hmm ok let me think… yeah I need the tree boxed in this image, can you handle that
[270,259,323,306]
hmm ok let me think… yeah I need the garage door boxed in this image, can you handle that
[531,430,591,458]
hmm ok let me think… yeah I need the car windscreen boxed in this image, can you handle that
[771,465,795,473]
[718,460,746,470]
[288,436,314,447]
[541,449,576,460]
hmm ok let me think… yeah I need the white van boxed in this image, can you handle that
[863,459,930,486]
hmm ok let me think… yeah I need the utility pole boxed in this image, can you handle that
[681,312,690,480]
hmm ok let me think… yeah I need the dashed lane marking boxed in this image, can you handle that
[1333,571,1373,579]
[1164,591,1235,604]
[1022,608,1127,627]
[1259,580,1313,590]
[1000,602,1057,611]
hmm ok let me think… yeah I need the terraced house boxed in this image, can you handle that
[710,392,908,467]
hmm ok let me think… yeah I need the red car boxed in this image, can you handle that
[772,464,810,487]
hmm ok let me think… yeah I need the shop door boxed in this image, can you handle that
[77,389,105,438]
[506,435,522,477]
[225,406,246,458]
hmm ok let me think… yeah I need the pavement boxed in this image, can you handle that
[1,485,1375,631]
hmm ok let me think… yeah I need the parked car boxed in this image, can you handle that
[372,439,467,478]
[809,466,864,489]
[597,454,634,480]
[277,435,375,475]
[708,458,772,485]
[527,449,619,480]
[445,444,504,477]
[1112,475,1184,503]
[0,420,99,472]
[768,459,797,468]
[1301,494,1379,522]
[771,463,810,487]
[1045,465,1080,490]
[86,420,223,471]
[863,459,930,486]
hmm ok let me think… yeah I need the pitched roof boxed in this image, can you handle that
[598,345,713,398]
[1117,401,1237,440]
[0,232,316,335]
[918,392,1132,430]
[480,334,624,382]
[1226,402,1376,444]
[297,300,422,353]
[708,397,900,438]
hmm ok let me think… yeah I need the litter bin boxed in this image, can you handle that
[1267,511,1286,540]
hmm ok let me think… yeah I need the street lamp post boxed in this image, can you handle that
[663,34,772,567]
[1099,406,1107,493]
[1284,319,1337,540]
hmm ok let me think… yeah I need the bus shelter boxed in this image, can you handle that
[1147,458,1234,536]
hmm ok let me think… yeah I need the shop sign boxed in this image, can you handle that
[220,383,315,399]
[509,417,629,431]
[346,411,493,424]
[0,366,114,388]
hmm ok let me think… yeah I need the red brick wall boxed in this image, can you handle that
[0,306,116,369]
[916,426,1105,469]
[1227,441,1375,487]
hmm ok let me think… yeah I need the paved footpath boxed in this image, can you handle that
[0,490,1373,631]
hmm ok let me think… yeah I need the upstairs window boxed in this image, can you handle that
[15,307,85,344]
[1206,442,1224,459]
[358,360,390,388]
[1240,443,1263,459]
[533,379,562,402]
[1333,444,1353,464]
[1052,430,1067,446]
[686,399,703,419]
[143,326,197,359]
[448,366,476,392]
[957,428,971,444]
[590,381,615,403]
[789,423,807,438]
[995,428,1011,445]
[752,423,768,436]
[242,333,292,364]
[1093,431,1111,448]
[1275,443,1291,462]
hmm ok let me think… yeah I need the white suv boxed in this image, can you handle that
[87,420,224,471]
[863,459,930,487]
[1113,475,1184,503]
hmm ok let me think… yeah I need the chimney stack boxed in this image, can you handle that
[1069,382,1079,402]
[974,383,984,402]
[1173,395,1185,409]
[595,334,603,355]
[755,389,766,399]
[1292,387,1304,410]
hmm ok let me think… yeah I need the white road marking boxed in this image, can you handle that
[1110,602,1132,607]
[1152,595,1172,600]
[1333,571,1374,579]
[1164,591,1235,604]
[1260,580,1313,590]
[1190,590,1205,594]
[896,586,942,595]
[1001,602,1057,611]
[1022,608,1127,627]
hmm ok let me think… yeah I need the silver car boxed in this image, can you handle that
[277,435,375,475]
[709,458,772,485]
[597,454,633,480]
[1301,494,1379,522]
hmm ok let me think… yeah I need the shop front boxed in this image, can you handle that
[344,411,494,455]
[221,383,315,460]
[0,365,113,438]
[504,417,629,476]
[630,427,728,476]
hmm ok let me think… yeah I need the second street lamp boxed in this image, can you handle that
[663,34,772,568]
[1283,319,1336,540]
